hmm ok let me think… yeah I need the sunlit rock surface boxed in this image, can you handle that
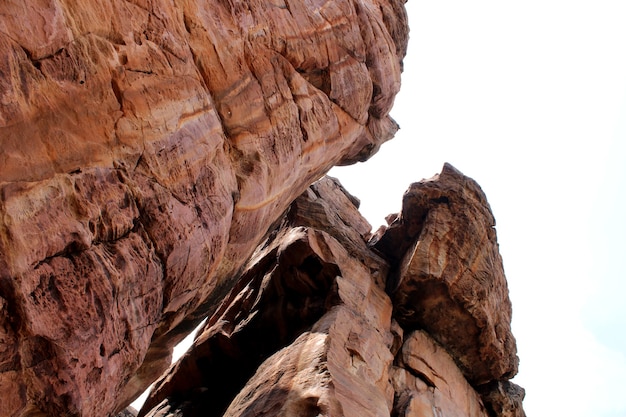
[372,163,519,385]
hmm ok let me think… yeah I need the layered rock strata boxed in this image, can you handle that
[0,0,407,416]
[138,170,525,417]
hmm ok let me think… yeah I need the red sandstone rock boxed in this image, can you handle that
[392,330,487,417]
[137,174,525,417]
[0,1,526,416]
[0,0,408,415]
[139,176,393,416]
[478,380,526,417]
[371,163,519,385]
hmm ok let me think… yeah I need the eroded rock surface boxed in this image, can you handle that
[138,173,525,417]
[0,0,407,416]
[139,176,393,417]
[0,1,525,416]
[391,330,487,417]
[372,163,519,385]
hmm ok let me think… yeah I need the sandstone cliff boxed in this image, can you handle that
[0,1,524,416]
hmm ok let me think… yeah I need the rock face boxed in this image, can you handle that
[0,0,406,416]
[137,173,525,417]
[391,330,487,417]
[0,1,525,417]
[372,163,519,385]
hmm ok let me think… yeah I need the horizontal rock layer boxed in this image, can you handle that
[0,0,407,416]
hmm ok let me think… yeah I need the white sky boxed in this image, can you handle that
[331,1,626,416]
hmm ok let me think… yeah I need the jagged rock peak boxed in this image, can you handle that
[372,162,520,384]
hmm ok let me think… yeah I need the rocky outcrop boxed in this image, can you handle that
[137,172,525,417]
[0,0,407,416]
[371,163,519,385]
[391,330,487,416]
[1,1,525,416]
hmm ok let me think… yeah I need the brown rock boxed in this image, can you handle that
[139,176,394,416]
[391,330,488,417]
[221,303,394,417]
[137,174,525,417]
[115,408,138,417]
[477,380,526,417]
[0,2,526,415]
[372,163,519,385]
[0,0,408,415]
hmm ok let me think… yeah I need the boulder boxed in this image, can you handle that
[139,176,393,417]
[372,163,519,385]
[391,330,487,417]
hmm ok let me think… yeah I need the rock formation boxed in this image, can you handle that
[0,0,525,416]
[0,0,406,415]
[136,168,525,417]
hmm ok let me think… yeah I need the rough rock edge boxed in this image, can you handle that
[371,163,519,384]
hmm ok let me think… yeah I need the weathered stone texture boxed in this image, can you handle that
[139,176,394,417]
[478,380,526,417]
[137,173,524,417]
[0,1,525,416]
[0,0,407,416]
[391,330,487,417]
[372,163,519,385]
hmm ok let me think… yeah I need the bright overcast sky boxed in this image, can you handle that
[331,1,626,416]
